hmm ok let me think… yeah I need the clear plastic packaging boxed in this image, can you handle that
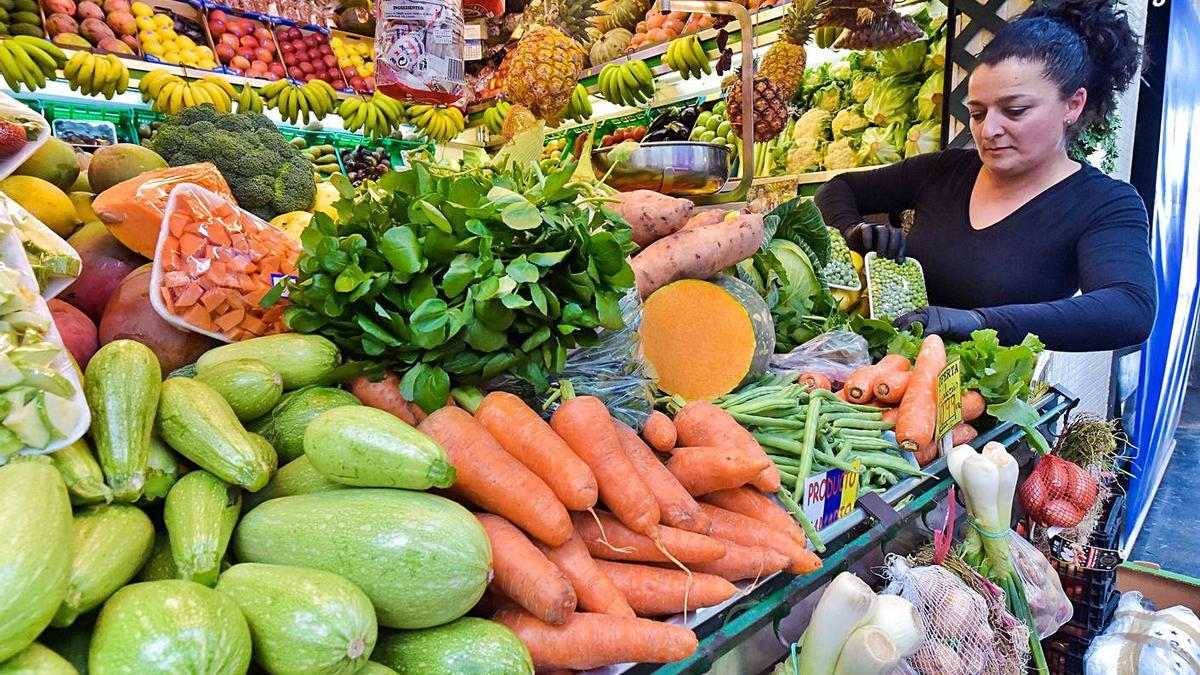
[0,193,82,299]
[1008,531,1073,638]
[865,252,928,321]
[150,184,299,343]
[1085,591,1200,674]
[374,0,466,105]
[51,119,118,148]
[769,330,871,387]
[0,92,49,182]
[825,227,862,291]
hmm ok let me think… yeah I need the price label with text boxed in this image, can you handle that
[935,358,963,441]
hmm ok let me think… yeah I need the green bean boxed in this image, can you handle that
[852,451,928,476]
[837,428,887,438]
[777,489,824,553]
[815,449,859,472]
[732,412,808,429]
[870,467,900,483]
[846,437,900,450]
[755,433,807,455]
[837,439,854,460]
[832,418,896,430]
[790,397,822,502]
[769,454,803,468]
[812,390,885,412]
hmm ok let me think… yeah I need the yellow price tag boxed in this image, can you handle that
[935,358,963,441]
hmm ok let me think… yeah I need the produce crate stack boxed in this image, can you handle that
[133,0,223,71]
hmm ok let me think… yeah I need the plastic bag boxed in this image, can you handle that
[1008,531,1072,638]
[0,91,49,182]
[1019,453,1100,528]
[1085,591,1200,674]
[150,184,298,343]
[0,193,81,299]
[769,330,871,387]
[374,0,466,105]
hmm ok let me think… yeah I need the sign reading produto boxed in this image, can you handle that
[935,358,963,442]
[802,462,861,530]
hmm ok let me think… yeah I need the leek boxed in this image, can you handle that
[832,626,898,675]
[864,594,925,658]
[797,572,877,675]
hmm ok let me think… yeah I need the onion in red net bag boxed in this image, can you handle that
[1018,454,1099,528]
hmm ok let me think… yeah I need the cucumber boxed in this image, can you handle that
[0,462,72,662]
[89,580,251,674]
[49,438,112,506]
[233,490,491,629]
[248,386,359,465]
[195,359,283,422]
[163,471,241,587]
[215,563,377,675]
[52,504,154,628]
[84,340,161,503]
[373,618,533,675]
[0,642,77,674]
[196,335,339,389]
[243,455,346,512]
[157,378,272,492]
[304,406,455,490]
[141,436,182,502]
[136,530,178,583]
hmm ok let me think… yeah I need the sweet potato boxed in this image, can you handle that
[612,190,693,247]
[48,298,98,369]
[632,212,765,299]
[679,208,729,232]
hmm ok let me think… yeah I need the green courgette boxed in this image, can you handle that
[163,471,242,587]
[157,378,272,492]
[195,359,283,422]
[53,504,154,628]
[304,407,455,490]
[196,335,339,389]
[83,340,161,503]
[49,438,112,506]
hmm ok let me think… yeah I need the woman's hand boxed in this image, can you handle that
[845,223,906,260]
[894,306,986,341]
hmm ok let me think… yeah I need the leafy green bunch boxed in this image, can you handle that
[281,156,636,412]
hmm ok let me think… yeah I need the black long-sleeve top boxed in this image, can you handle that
[814,149,1157,352]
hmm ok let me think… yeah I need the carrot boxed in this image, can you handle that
[418,407,573,547]
[571,511,726,563]
[697,503,821,576]
[914,441,939,467]
[349,372,419,425]
[493,608,698,671]
[896,335,946,452]
[963,390,986,422]
[873,370,911,404]
[613,423,711,534]
[686,542,791,582]
[952,422,979,446]
[536,531,635,618]
[701,487,806,547]
[882,407,899,424]
[844,354,910,403]
[641,411,677,452]
[673,401,781,493]
[798,372,831,390]
[595,561,737,617]
[476,514,577,626]
[666,446,770,496]
[475,391,599,511]
[834,387,850,401]
[550,395,660,537]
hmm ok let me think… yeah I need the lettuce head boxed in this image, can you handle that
[857,124,905,166]
[916,70,944,121]
[878,39,928,78]
[864,76,919,126]
[905,119,941,158]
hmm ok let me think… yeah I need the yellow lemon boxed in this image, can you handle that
[198,46,213,58]
[135,15,154,30]
[153,14,173,29]
[181,48,198,63]
[337,55,351,68]
[349,55,363,66]
[176,35,194,49]
[330,36,343,48]
[162,51,181,63]
[362,62,374,76]
[131,1,153,16]
[198,59,218,70]
[143,42,165,57]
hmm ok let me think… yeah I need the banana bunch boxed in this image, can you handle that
[598,61,655,107]
[236,83,263,114]
[261,79,341,125]
[63,51,129,99]
[482,100,511,135]
[408,104,464,143]
[663,36,711,80]
[0,36,66,92]
[338,92,406,138]
[140,71,236,115]
[563,84,591,124]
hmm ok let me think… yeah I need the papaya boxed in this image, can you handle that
[157,378,273,492]
[163,471,242,587]
[83,340,162,502]
[53,504,154,627]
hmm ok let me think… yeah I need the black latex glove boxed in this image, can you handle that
[894,306,986,341]
[844,222,906,261]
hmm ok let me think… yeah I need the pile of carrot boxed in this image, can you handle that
[377,386,824,672]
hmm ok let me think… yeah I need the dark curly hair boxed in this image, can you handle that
[977,0,1141,132]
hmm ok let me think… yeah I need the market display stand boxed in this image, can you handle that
[619,386,1077,675]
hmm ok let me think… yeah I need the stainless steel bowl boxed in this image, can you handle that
[591,141,731,195]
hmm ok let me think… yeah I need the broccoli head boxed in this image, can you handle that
[148,104,316,219]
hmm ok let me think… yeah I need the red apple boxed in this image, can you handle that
[209,18,226,36]
[209,8,227,21]
[230,55,250,70]
[253,26,270,41]
[269,62,285,77]
[239,35,259,49]
[323,54,337,67]
[279,40,294,52]
[215,42,236,61]
[363,76,375,89]
[227,21,246,37]
[342,66,357,79]
[253,47,273,62]
[282,52,297,66]
[298,60,314,74]
[350,75,366,90]
[264,71,280,80]
[219,32,239,47]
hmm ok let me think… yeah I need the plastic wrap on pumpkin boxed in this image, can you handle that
[1018,454,1100,528]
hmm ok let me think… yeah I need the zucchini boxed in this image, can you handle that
[136,530,178,583]
[248,386,360,465]
[83,340,161,503]
[243,455,347,512]
[52,504,154,628]
[0,462,72,662]
[49,438,112,506]
[196,335,339,389]
[141,436,182,502]
[304,406,455,490]
[163,471,242,587]
[0,642,77,674]
[157,378,272,492]
[195,359,283,422]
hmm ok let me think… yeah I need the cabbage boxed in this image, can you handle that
[878,40,928,78]
[863,76,919,126]
[823,137,860,170]
[832,106,870,139]
[793,108,833,142]
[828,59,854,82]
[916,70,944,121]
[849,73,880,104]
[905,119,941,158]
[770,239,822,308]
[924,35,945,74]
[857,51,880,71]
[857,124,905,166]
[811,83,843,113]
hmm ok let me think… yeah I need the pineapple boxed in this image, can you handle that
[727,73,790,143]
[759,0,823,100]
[504,0,599,123]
